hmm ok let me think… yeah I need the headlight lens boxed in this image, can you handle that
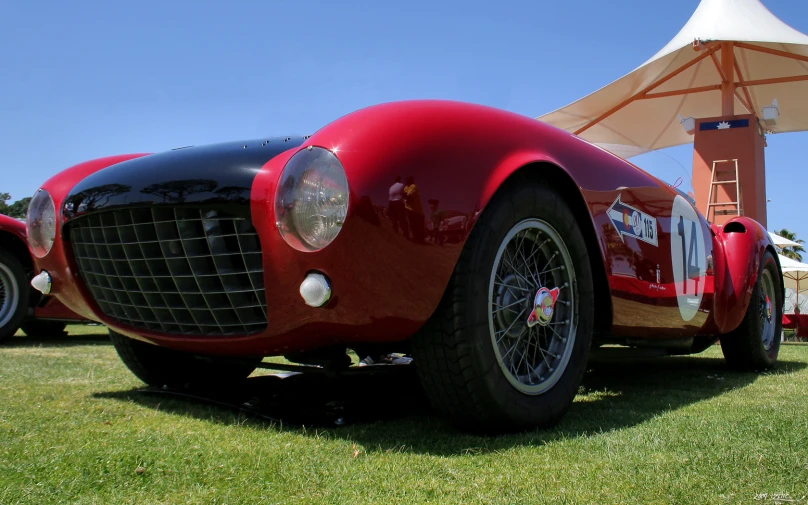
[275,146,349,251]
[26,189,57,258]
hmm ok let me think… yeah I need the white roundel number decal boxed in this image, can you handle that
[670,195,708,321]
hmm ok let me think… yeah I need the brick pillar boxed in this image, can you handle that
[691,114,767,227]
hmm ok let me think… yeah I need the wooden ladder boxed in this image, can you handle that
[705,159,741,222]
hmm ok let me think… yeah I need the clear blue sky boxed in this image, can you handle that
[1,0,807,241]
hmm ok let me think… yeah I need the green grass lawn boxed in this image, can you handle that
[1,325,807,505]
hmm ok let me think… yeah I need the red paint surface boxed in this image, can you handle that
[705,217,774,334]
[1,213,85,322]
[0,213,27,242]
[33,296,85,321]
[30,101,778,356]
[30,154,151,322]
[782,314,808,337]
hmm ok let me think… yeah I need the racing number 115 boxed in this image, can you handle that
[644,217,655,242]
[677,216,700,295]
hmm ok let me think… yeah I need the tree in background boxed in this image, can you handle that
[776,228,805,262]
[0,193,31,219]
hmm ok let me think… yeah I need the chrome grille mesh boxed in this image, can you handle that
[68,207,267,336]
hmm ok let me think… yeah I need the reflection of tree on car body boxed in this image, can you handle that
[66,184,131,214]
[141,179,218,204]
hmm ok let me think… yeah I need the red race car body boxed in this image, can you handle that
[0,213,85,341]
[28,100,783,431]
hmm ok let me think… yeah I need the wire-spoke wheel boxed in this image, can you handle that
[0,263,16,328]
[489,219,576,395]
[720,250,782,371]
[0,248,29,343]
[413,177,594,433]
[758,268,776,351]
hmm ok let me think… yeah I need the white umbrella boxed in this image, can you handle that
[769,231,802,248]
[779,254,808,313]
[538,0,808,159]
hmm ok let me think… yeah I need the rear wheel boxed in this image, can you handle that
[20,321,68,338]
[720,251,783,371]
[412,179,594,433]
[0,248,29,343]
[109,330,259,387]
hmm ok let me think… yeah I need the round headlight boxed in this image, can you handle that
[26,189,57,258]
[274,146,349,251]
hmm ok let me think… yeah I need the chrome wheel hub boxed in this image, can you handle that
[488,219,576,395]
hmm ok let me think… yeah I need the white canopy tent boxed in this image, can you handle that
[538,0,808,159]
[769,231,802,248]
[779,254,808,313]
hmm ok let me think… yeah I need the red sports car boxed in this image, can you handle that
[0,213,85,341]
[27,101,783,432]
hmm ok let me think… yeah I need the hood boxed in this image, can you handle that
[63,136,305,220]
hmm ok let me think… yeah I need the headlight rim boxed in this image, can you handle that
[274,146,350,252]
[25,188,57,259]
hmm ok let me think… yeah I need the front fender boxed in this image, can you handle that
[246,100,615,348]
[32,154,150,321]
[0,213,27,242]
[707,217,776,334]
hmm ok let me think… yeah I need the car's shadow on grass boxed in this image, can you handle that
[94,354,806,455]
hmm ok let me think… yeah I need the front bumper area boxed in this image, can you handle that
[35,134,463,358]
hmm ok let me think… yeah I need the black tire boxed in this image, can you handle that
[109,330,259,387]
[20,320,68,338]
[720,250,783,371]
[412,177,595,433]
[0,248,30,343]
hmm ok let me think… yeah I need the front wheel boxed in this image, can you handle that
[109,330,259,387]
[412,179,594,433]
[720,251,783,371]
[0,248,29,343]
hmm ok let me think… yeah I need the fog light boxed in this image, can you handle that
[31,271,52,295]
[300,273,331,307]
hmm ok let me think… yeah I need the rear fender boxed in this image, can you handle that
[707,217,776,334]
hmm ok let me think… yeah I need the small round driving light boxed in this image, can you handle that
[26,189,57,258]
[300,273,331,307]
[31,271,52,295]
[275,146,349,251]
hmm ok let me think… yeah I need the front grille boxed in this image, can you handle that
[68,207,267,336]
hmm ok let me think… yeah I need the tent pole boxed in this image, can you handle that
[733,60,758,114]
[735,75,808,87]
[721,42,736,116]
[735,42,808,64]
[573,45,720,135]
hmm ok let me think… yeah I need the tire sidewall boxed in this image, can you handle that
[758,252,783,364]
[0,248,30,342]
[463,182,594,428]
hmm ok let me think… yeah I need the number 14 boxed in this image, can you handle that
[677,216,700,294]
